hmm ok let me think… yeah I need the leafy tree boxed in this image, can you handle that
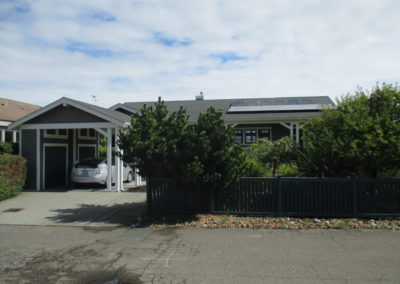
[300,84,400,177]
[246,137,298,176]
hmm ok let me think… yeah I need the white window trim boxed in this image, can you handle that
[42,143,68,189]
[78,128,97,140]
[77,144,97,161]
[235,127,272,145]
[43,129,68,139]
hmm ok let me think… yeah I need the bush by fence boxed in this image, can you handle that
[0,154,26,201]
[147,177,400,218]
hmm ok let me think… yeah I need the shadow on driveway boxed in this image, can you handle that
[46,201,146,226]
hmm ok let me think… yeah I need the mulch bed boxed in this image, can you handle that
[133,214,400,230]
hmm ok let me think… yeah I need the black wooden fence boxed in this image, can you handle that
[146,177,400,218]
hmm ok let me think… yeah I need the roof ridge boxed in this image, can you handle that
[123,95,332,104]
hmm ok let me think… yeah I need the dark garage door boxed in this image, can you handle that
[44,146,67,189]
[79,146,96,160]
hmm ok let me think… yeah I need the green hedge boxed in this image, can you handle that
[0,154,26,201]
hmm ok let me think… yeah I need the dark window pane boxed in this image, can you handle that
[80,129,88,136]
[234,130,243,144]
[244,129,257,144]
[5,131,12,142]
[46,129,56,135]
[59,129,67,136]
[89,129,96,137]
[258,129,270,140]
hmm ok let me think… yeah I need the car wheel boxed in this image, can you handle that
[126,172,133,183]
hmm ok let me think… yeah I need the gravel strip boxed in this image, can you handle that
[134,214,400,230]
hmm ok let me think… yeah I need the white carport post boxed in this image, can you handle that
[135,168,141,186]
[119,149,124,191]
[114,128,121,192]
[36,129,41,191]
[106,127,112,191]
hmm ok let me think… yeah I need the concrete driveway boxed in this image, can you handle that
[0,191,146,227]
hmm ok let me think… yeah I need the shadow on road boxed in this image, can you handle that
[46,202,146,226]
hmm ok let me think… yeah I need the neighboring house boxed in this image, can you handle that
[0,97,41,144]
[8,95,333,192]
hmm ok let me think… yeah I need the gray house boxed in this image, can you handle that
[8,95,333,192]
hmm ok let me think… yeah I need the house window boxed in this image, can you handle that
[234,127,272,145]
[234,130,243,144]
[244,130,257,144]
[44,129,68,138]
[258,129,271,140]
[78,128,96,140]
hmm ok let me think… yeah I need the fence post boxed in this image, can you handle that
[352,179,357,217]
[278,177,282,216]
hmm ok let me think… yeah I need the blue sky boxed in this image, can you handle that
[0,0,399,107]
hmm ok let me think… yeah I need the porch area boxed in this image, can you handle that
[8,97,142,193]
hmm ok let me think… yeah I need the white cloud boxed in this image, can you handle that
[0,0,399,107]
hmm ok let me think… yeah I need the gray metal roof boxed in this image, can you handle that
[67,97,131,124]
[121,96,333,122]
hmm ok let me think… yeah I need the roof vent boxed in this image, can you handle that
[196,92,204,101]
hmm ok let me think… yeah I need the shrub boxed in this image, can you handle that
[243,158,268,177]
[0,154,26,201]
[300,84,400,177]
[0,141,13,154]
[246,137,298,176]
[276,162,300,177]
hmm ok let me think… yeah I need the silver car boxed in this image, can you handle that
[71,157,134,187]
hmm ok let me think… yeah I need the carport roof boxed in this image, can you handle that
[8,97,131,129]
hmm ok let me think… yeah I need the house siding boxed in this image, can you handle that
[21,129,37,189]
[28,105,107,124]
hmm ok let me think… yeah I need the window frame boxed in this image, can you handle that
[43,129,69,139]
[78,128,97,140]
[234,127,272,145]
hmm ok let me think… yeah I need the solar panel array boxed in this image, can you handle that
[230,97,330,107]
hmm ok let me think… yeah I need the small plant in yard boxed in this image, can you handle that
[220,216,229,226]
[334,220,348,229]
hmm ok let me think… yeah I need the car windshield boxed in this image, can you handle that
[75,158,105,168]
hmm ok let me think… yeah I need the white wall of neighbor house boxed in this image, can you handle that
[1,121,18,143]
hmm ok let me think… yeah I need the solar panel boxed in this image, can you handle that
[228,104,324,113]
[230,97,330,107]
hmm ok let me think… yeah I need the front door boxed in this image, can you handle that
[44,145,67,189]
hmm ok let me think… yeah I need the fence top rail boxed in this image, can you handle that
[238,177,400,182]
[148,176,400,184]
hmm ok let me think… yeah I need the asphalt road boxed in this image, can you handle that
[1,225,399,283]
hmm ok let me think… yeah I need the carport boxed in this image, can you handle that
[8,97,139,192]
